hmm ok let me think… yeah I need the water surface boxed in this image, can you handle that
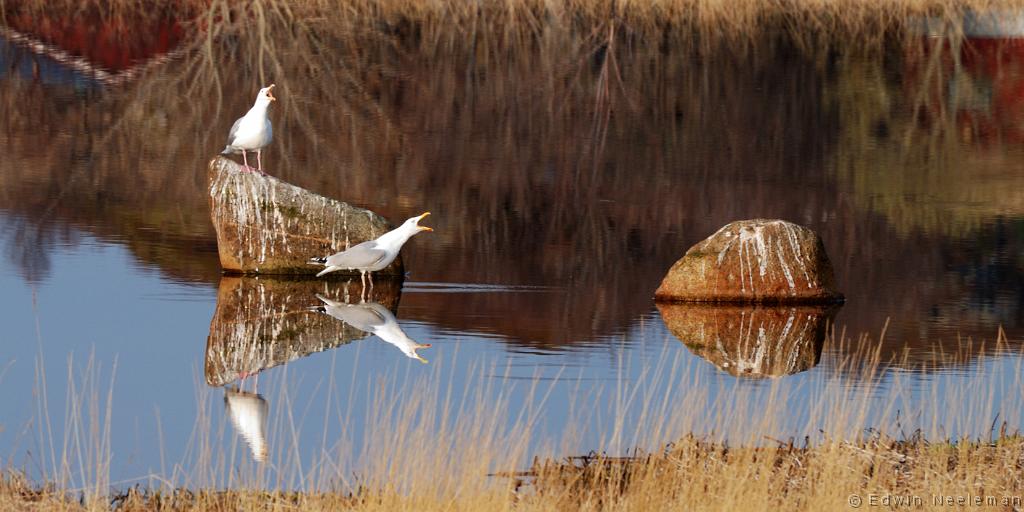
[2,24,1023,485]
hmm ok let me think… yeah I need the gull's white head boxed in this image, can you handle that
[402,212,433,233]
[255,84,276,106]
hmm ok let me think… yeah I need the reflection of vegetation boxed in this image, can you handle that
[828,42,1024,238]
[2,1,1022,350]
[0,7,841,342]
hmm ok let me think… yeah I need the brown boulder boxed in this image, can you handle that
[205,275,401,386]
[657,303,837,377]
[655,219,843,303]
[208,156,402,275]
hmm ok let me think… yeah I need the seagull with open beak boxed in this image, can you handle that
[309,212,433,290]
[221,84,276,173]
[313,295,432,364]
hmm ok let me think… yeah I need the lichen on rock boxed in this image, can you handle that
[655,219,843,303]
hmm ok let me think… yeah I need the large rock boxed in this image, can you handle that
[657,303,837,377]
[205,275,401,386]
[208,156,402,275]
[655,219,843,303]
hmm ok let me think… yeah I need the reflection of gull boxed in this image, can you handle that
[314,294,432,363]
[309,213,432,286]
[224,389,268,462]
[220,84,275,173]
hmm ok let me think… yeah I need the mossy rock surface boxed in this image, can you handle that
[208,156,402,275]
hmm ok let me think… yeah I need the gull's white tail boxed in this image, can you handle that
[315,293,344,308]
[316,266,341,277]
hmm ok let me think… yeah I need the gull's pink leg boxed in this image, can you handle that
[241,150,251,172]
[257,149,265,175]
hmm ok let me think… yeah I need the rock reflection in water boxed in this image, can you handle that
[657,304,839,377]
[205,276,401,387]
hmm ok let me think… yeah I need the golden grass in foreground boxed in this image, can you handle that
[4,434,1024,511]
[7,332,1024,511]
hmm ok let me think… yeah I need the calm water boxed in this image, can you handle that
[2,23,1024,486]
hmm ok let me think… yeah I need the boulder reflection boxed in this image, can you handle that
[207,275,407,461]
[657,304,839,377]
[205,275,401,386]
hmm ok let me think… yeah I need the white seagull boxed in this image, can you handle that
[309,212,433,286]
[313,295,432,363]
[221,84,275,173]
[224,388,269,461]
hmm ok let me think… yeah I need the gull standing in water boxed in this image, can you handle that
[309,212,432,289]
[221,84,275,173]
[313,294,432,363]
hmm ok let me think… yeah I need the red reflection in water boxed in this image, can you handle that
[905,37,1024,145]
[5,12,186,72]
[959,38,1024,144]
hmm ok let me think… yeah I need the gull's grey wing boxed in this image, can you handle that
[224,116,244,147]
[360,302,398,324]
[328,302,390,332]
[325,240,387,269]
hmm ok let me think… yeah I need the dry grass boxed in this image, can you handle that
[4,331,1024,511]
[5,434,1024,511]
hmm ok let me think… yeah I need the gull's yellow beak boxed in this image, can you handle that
[267,84,276,102]
[417,212,433,232]
[414,342,432,363]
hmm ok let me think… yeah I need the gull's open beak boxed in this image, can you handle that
[267,84,276,102]
[416,212,433,232]
[413,343,432,364]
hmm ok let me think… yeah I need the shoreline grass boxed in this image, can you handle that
[5,329,1024,510]
[4,432,1024,510]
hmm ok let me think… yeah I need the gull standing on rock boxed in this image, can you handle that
[309,212,433,288]
[221,84,275,173]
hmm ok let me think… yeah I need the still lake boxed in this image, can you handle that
[1,27,1023,486]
